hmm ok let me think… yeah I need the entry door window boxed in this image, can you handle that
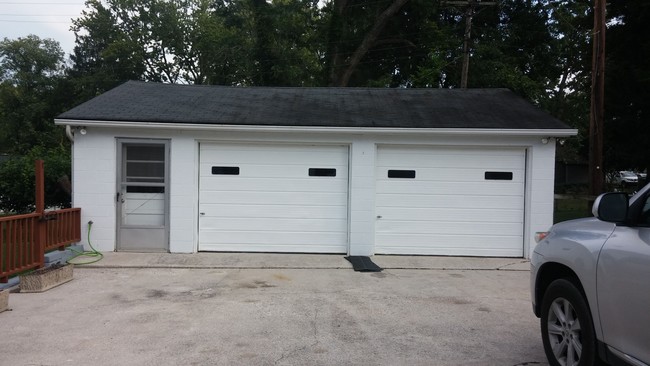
[121,144,166,226]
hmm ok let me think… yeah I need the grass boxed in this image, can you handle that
[554,197,592,223]
[553,181,645,224]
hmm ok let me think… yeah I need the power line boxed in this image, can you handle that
[0,1,84,4]
[0,19,72,23]
[443,0,496,88]
[0,14,80,16]
[588,0,605,196]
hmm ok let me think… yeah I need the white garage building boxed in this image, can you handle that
[56,81,576,258]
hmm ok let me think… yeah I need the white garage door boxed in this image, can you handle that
[199,143,349,253]
[375,145,525,257]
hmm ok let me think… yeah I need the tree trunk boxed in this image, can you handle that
[329,0,410,87]
[326,0,348,86]
[251,0,274,86]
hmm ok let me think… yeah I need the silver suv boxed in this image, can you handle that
[531,185,650,366]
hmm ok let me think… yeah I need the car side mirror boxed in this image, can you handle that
[592,192,628,223]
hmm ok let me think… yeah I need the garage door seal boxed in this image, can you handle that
[345,256,383,272]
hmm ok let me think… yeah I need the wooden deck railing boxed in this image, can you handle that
[44,208,81,252]
[0,160,82,283]
[0,213,41,283]
[0,208,81,283]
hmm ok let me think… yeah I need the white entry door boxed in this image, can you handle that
[375,145,526,257]
[116,139,169,252]
[199,143,349,253]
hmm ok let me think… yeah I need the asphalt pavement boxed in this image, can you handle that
[0,253,547,366]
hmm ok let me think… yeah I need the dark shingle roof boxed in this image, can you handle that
[57,81,571,130]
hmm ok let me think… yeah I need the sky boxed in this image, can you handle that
[1,0,88,56]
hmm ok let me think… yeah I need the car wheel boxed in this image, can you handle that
[540,279,597,366]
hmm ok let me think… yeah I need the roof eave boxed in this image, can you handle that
[54,118,578,137]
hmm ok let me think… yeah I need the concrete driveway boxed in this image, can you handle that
[0,254,547,366]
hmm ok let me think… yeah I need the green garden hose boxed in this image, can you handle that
[67,221,104,265]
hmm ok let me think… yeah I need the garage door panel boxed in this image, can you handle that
[374,234,519,250]
[201,204,347,219]
[377,221,523,236]
[376,238,523,256]
[376,145,525,257]
[378,154,524,169]
[201,217,348,232]
[378,232,521,244]
[378,208,523,223]
[378,146,522,156]
[378,160,521,170]
[202,144,346,154]
[375,194,523,209]
[200,231,346,246]
[199,163,349,179]
[200,191,348,206]
[199,143,349,253]
[201,148,348,166]
[200,242,346,253]
[199,166,349,179]
[376,167,524,182]
[200,177,348,193]
[376,181,525,196]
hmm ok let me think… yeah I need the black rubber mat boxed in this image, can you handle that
[345,256,383,272]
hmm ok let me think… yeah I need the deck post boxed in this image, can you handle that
[34,160,45,268]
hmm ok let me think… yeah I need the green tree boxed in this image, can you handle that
[0,35,68,154]
[69,0,146,101]
[67,0,598,167]
[71,0,324,87]
[426,1,592,163]
[0,146,71,213]
[540,0,592,165]
[323,0,446,87]
[0,36,72,213]
[248,0,324,86]
[604,0,650,175]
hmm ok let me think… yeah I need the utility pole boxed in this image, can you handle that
[444,1,496,88]
[461,4,474,88]
[589,0,606,196]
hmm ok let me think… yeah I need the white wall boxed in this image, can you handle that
[72,131,117,252]
[526,139,558,258]
[348,137,376,256]
[72,127,557,258]
[168,134,198,253]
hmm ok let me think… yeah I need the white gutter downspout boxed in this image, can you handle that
[64,125,75,208]
[65,125,75,142]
